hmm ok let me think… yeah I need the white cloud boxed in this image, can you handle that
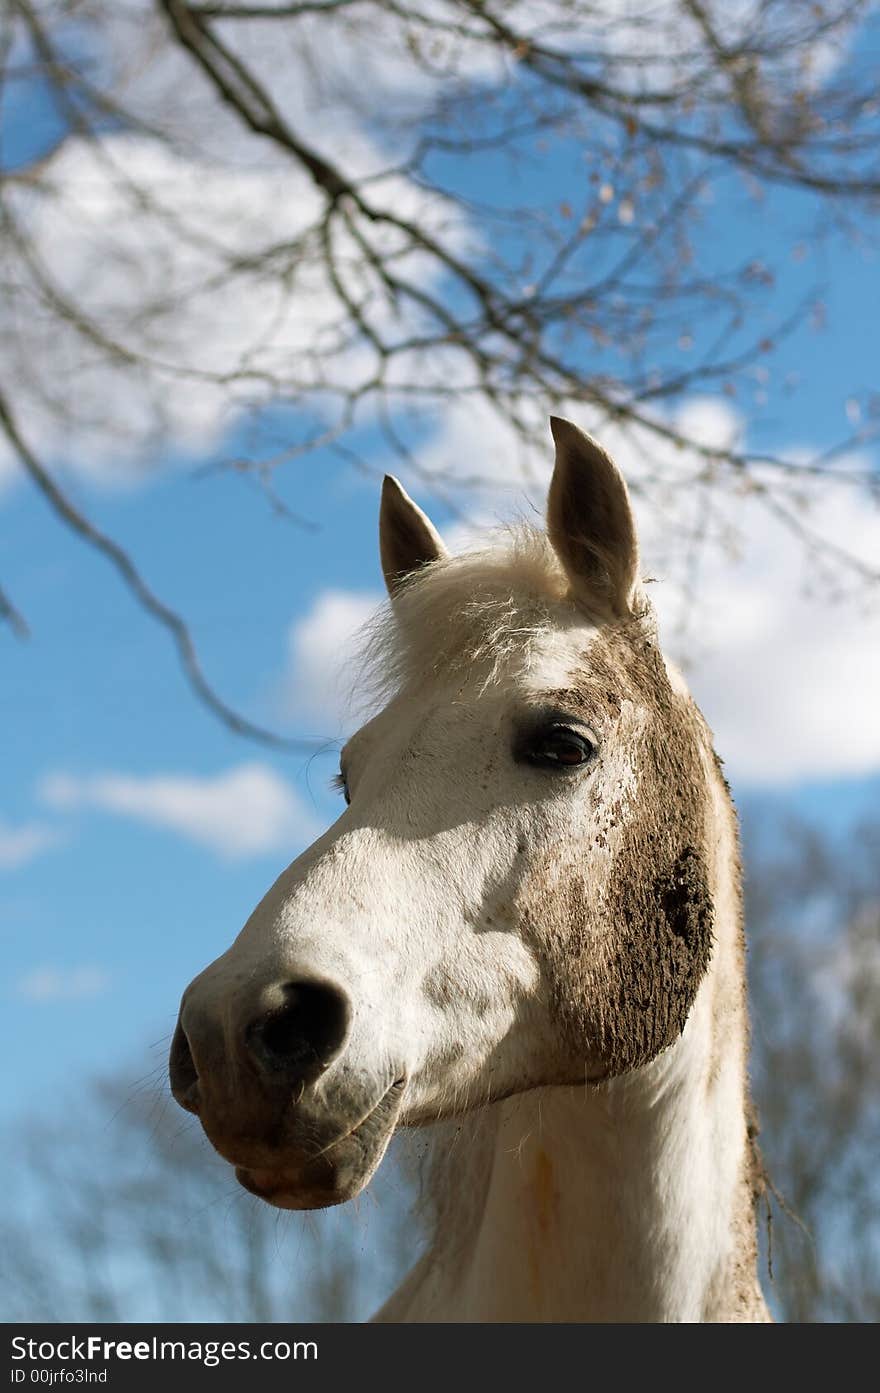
[283,589,382,728]
[0,136,365,479]
[38,763,320,860]
[658,483,880,785]
[0,820,61,871]
[0,451,18,500]
[389,394,880,786]
[1,115,470,485]
[17,965,111,1004]
[1,1,858,490]
[71,1,856,160]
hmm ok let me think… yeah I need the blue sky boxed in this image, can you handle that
[1,10,879,1145]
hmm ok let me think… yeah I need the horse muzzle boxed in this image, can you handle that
[233,1077,406,1209]
[169,969,406,1208]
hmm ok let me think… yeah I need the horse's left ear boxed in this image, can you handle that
[380,475,448,596]
[547,417,640,619]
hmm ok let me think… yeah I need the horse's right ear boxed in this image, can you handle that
[547,417,641,619]
[379,475,447,596]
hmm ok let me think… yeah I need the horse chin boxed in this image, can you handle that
[236,1164,364,1211]
[234,1077,406,1211]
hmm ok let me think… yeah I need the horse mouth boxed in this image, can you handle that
[234,1077,406,1210]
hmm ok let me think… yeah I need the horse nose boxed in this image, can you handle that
[170,977,353,1115]
[169,1017,201,1114]
[245,978,353,1087]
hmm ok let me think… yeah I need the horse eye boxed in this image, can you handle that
[524,727,596,770]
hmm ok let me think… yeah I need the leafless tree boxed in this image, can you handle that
[0,1068,418,1321]
[1,1,878,741]
[746,811,880,1323]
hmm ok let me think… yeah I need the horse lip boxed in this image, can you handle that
[235,1165,293,1201]
[234,1075,406,1205]
[310,1075,406,1160]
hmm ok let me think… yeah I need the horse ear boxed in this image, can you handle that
[380,475,447,596]
[547,417,640,619]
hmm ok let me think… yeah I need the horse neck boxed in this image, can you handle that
[385,765,768,1323]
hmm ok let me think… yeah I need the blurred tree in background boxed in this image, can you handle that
[745,813,880,1322]
[0,1072,419,1322]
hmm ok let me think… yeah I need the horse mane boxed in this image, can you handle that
[355,522,652,709]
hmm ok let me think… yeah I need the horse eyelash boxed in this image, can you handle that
[330,772,347,794]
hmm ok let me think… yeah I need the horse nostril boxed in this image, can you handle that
[246,979,352,1087]
[169,1019,200,1114]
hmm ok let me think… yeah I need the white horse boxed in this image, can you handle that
[170,418,770,1322]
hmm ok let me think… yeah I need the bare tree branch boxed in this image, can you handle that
[0,579,29,637]
[0,386,316,751]
[0,0,877,744]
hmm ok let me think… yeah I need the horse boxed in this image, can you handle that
[169,417,770,1322]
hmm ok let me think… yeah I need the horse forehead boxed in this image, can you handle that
[520,624,600,694]
[349,617,669,759]
[521,622,660,709]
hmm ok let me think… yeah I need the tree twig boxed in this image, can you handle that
[0,579,29,637]
[0,385,317,751]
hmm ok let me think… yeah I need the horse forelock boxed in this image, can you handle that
[354,523,656,708]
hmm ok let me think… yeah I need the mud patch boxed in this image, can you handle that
[523,625,717,1076]
[592,845,714,1073]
